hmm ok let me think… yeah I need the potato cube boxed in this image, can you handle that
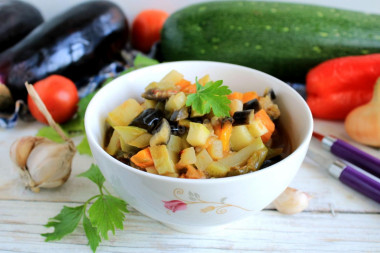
[177,147,197,167]
[115,126,147,146]
[198,74,210,85]
[158,70,184,90]
[165,92,186,112]
[128,133,152,148]
[207,139,223,160]
[167,135,183,153]
[187,122,211,147]
[149,145,177,177]
[106,99,143,127]
[105,130,120,156]
[195,149,214,171]
[247,119,268,138]
[230,125,253,151]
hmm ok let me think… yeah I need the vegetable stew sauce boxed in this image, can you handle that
[103,70,292,179]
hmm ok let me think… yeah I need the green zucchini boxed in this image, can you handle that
[161,1,380,82]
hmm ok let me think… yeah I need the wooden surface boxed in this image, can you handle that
[1,119,379,252]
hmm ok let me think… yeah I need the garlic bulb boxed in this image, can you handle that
[345,78,380,147]
[10,137,76,192]
[8,82,77,192]
[273,187,311,215]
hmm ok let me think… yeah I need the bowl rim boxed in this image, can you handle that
[85,60,313,185]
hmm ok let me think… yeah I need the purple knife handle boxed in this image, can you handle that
[339,166,380,203]
[331,139,380,178]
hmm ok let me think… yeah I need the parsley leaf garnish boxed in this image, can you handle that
[186,78,232,117]
[41,164,128,252]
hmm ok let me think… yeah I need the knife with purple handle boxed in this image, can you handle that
[307,149,380,203]
[313,132,380,178]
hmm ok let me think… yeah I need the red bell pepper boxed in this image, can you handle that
[306,54,380,120]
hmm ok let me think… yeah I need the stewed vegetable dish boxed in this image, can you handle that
[103,70,292,178]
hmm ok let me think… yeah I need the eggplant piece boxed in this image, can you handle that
[150,118,171,146]
[169,122,187,136]
[232,110,255,126]
[243,98,260,111]
[188,117,203,124]
[0,1,128,104]
[261,155,282,169]
[130,108,165,133]
[169,107,189,121]
[142,88,180,101]
[0,0,43,53]
[264,88,276,100]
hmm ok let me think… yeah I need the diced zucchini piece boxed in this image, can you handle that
[219,137,265,168]
[247,118,268,138]
[128,133,152,148]
[187,122,211,147]
[158,70,184,90]
[229,99,243,116]
[230,125,253,151]
[207,139,223,160]
[177,147,197,167]
[105,130,121,156]
[195,149,214,171]
[142,99,157,109]
[246,147,268,171]
[167,135,183,153]
[106,99,143,127]
[150,118,171,146]
[165,92,186,112]
[149,145,177,177]
[115,126,147,146]
[205,162,230,178]
[119,137,134,152]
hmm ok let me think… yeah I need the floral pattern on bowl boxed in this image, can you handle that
[163,188,253,214]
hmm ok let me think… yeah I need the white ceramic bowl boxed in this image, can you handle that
[85,61,313,233]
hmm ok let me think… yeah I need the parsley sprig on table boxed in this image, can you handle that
[186,78,232,117]
[41,164,128,252]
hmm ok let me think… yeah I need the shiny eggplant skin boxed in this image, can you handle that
[0,1,128,102]
[0,0,43,53]
[130,108,165,133]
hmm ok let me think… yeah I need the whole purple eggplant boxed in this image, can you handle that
[0,0,43,53]
[0,1,128,105]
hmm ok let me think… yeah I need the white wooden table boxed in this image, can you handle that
[1,119,379,252]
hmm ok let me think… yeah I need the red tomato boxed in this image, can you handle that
[131,9,169,53]
[27,75,79,124]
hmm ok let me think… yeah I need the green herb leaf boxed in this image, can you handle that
[36,126,66,143]
[42,165,128,252]
[77,135,92,156]
[134,54,159,68]
[88,195,128,240]
[83,214,101,252]
[77,164,105,190]
[186,78,232,117]
[42,205,84,241]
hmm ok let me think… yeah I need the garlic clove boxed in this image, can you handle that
[10,136,43,170]
[26,139,75,190]
[273,187,311,215]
